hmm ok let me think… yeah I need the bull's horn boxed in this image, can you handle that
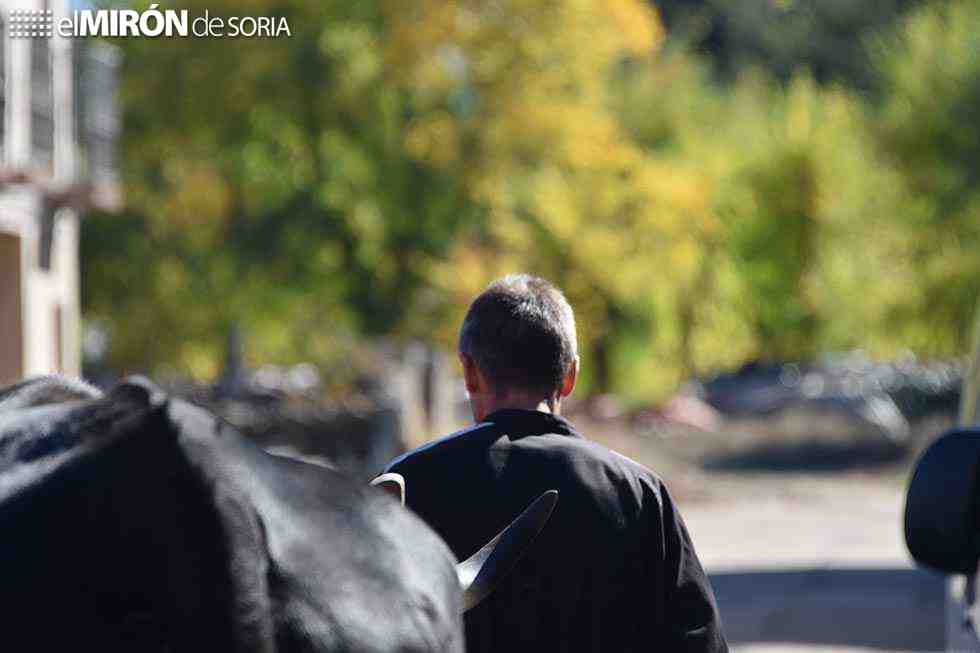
[370,472,406,506]
[456,490,558,612]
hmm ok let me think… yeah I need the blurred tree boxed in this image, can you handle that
[382,0,676,393]
[82,0,980,403]
[866,0,980,354]
[613,54,920,377]
[84,0,479,379]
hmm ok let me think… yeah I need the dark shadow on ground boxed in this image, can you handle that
[710,567,945,650]
[702,439,907,473]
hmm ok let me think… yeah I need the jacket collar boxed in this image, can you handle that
[482,408,582,440]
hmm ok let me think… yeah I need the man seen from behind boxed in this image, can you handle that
[385,274,727,652]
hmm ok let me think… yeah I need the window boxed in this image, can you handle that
[74,42,120,185]
[31,38,53,170]
[0,14,6,160]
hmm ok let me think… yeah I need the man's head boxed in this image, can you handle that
[458,274,579,420]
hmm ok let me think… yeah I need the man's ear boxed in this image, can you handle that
[459,353,481,394]
[560,356,579,398]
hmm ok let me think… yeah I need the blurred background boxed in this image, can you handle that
[2,0,980,650]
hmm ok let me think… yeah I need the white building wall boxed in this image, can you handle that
[23,237,58,376]
[54,209,79,374]
[0,0,83,381]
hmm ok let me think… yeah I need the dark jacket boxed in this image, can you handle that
[385,409,728,652]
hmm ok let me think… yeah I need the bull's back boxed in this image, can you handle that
[0,379,465,653]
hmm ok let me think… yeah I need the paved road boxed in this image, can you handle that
[710,567,944,652]
[678,474,947,652]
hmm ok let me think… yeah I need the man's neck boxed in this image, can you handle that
[473,393,559,423]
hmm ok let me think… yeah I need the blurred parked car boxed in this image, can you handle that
[904,306,980,650]
[695,353,960,445]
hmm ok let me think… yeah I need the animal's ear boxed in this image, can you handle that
[370,472,406,506]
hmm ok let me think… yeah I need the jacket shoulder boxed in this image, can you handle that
[385,421,498,472]
[547,434,666,486]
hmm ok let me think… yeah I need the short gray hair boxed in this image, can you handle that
[458,274,577,396]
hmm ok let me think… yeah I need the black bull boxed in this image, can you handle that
[0,378,556,652]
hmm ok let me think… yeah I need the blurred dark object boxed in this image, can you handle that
[160,334,401,480]
[160,377,400,481]
[691,352,961,446]
[904,426,980,575]
[127,335,462,481]
[655,0,921,89]
[215,325,247,398]
[629,353,960,474]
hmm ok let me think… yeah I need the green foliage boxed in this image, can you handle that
[868,0,980,353]
[82,0,980,402]
[84,0,478,378]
